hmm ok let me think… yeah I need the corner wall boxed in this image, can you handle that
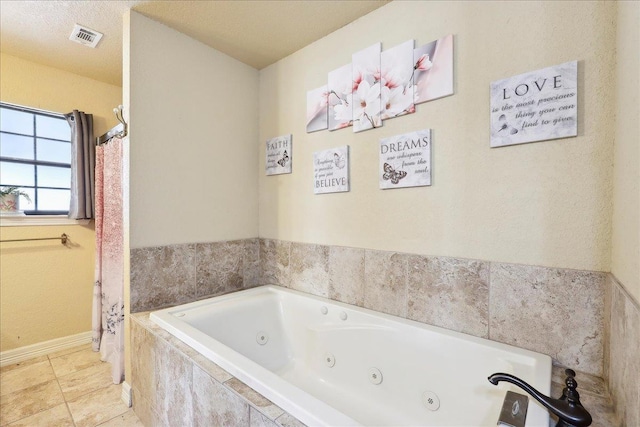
[611,1,639,304]
[607,2,640,425]
[258,1,616,273]
[0,53,122,352]
[125,11,259,250]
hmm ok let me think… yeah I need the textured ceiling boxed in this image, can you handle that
[0,0,389,87]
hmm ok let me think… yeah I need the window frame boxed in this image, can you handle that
[0,102,72,216]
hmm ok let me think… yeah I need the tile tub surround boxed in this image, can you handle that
[262,240,606,377]
[130,238,260,312]
[130,313,305,427]
[128,237,635,423]
[607,274,640,427]
[131,238,607,375]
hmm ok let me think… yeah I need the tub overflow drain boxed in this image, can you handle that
[256,331,269,345]
[368,367,383,385]
[324,353,335,368]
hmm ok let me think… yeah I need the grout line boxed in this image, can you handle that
[487,261,492,339]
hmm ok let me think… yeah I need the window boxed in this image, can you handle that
[0,103,71,214]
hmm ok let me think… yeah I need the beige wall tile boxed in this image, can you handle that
[192,365,249,427]
[225,378,284,420]
[132,387,157,427]
[244,238,262,287]
[489,263,605,376]
[130,318,157,403]
[328,246,365,306]
[363,250,408,317]
[608,276,640,426]
[192,354,233,383]
[250,406,278,427]
[260,239,290,287]
[289,242,330,297]
[130,244,196,312]
[196,240,244,297]
[155,339,193,426]
[407,255,489,338]
[275,412,307,427]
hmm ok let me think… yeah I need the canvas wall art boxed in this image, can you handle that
[313,146,350,194]
[380,40,416,121]
[306,85,328,133]
[414,34,454,104]
[328,64,353,131]
[490,61,578,148]
[352,43,382,132]
[265,134,292,175]
[379,129,431,190]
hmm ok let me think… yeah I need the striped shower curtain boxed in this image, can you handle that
[92,137,125,384]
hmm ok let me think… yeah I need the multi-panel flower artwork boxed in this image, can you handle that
[327,64,353,131]
[306,35,454,134]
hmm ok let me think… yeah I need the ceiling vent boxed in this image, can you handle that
[69,24,103,48]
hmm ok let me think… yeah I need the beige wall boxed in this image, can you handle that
[126,11,259,250]
[0,53,122,352]
[258,1,616,272]
[611,1,640,303]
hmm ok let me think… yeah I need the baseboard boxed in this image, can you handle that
[0,331,92,367]
[121,381,132,407]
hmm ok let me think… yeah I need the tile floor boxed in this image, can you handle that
[0,344,142,427]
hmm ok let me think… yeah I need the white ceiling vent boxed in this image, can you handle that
[69,24,103,48]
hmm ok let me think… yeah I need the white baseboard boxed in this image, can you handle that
[0,331,92,367]
[121,381,132,407]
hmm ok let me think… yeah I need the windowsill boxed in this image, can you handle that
[0,213,90,227]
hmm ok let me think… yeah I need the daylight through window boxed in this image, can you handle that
[0,103,71,214]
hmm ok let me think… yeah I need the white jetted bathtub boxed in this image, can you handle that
[150,285,551,426]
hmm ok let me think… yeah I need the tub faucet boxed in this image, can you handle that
[488,369,592,427]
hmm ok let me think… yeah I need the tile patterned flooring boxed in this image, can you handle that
[0,344,142,426]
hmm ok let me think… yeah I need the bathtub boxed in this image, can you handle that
[150,285,551,426]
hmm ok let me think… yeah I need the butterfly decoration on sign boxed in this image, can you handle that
[333,152,346,169]
[277,150,290,167]
[382,163,407,184]
[496,114,518,135]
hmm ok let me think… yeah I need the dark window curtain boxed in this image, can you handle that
[65,110,95,219]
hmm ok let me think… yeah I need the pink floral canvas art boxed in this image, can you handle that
[414,34,454,104]
[328,64,353,131]
[380,40,416,121]
[306,85,328,133]
[352,42,382,132]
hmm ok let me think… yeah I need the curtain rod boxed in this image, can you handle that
[0,101,64,119]
[97,123,125,145]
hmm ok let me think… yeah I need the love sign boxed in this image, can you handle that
[490,61,577,148]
